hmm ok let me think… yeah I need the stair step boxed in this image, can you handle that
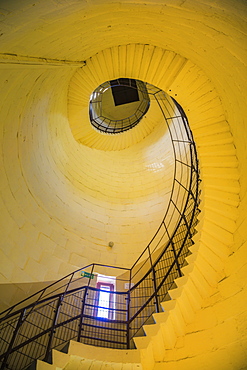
[52,350,69,368]
[36,361,58,370]
[37,341,142,370]
[68,341,141,364]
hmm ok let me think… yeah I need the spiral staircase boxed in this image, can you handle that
[0,1,246,368]
[0,80,200,370]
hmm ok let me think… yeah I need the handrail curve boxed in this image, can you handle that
[0,82,200,370]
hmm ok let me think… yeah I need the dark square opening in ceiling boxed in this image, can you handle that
[110,78,139,106]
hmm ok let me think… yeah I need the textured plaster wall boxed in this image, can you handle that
[0,0,246,369]
[0,62,175,289]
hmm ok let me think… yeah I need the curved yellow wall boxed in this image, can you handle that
[0,60,178,284]
[0,0,246,369]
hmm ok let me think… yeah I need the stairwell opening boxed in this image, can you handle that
[89,78,150,134]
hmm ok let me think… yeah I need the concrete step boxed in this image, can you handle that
[37,341,142,370]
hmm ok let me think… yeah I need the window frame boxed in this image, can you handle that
[94,281,115,320]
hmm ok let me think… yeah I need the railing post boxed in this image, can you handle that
[126,269,132,349]
[126,290,131,349]
[65,271,75,294]
[77,264,94,342]
[1,309,26,370]
[171,241,183,277]
[163,220,183,278]
[77,287,88,342]
[89,264,94,288]
[148,246,160,313]
[44,296,62,363]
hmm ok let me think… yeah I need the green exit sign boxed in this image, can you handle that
[81,271,94,279]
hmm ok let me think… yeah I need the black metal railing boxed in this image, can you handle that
[0,84,200,370]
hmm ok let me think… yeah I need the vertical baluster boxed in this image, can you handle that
[1,309,26,370]
[77,264,94,342]
[65,272,74,294]
[171,241,182,277]
[43,296,62,363]
[77,287,88,342]
[148,246,159,313]
[126,269,132,349]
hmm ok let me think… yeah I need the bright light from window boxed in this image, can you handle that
[97,285,111,318]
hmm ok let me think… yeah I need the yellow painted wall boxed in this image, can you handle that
[0,0,246,369]
[0,63,176,284]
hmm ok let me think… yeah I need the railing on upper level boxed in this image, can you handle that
[0,83,200,370]
[89,78,150,134]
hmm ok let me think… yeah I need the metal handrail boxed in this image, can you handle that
[0,263,130,319]
[0,84,200,370]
